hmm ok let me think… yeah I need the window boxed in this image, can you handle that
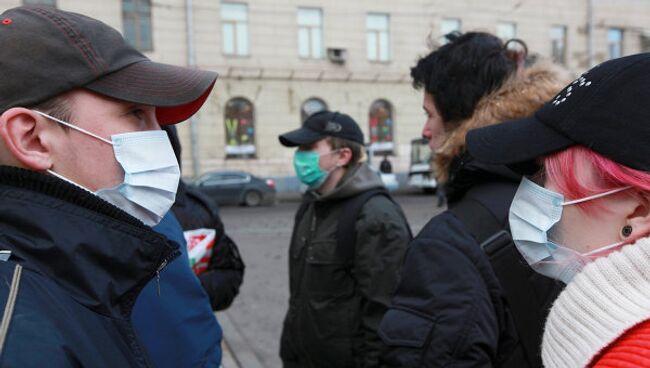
[641,33,650,53]
[440,18,461,40]
[550,25,567,65]
[301,98,328,123]
[222,2,249,56]
[369,100,394,154]
[608,28,623,59]
[23,0,56,6]
[297,8,323,59]
[496,22,516,41]
[367,13,390,62]
[122,0,152,51]
[224,98,256,158]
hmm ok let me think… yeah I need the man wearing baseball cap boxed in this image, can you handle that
[278,111,412,367]
[0,5,219,366]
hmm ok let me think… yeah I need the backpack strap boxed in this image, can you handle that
[448,182,554,368]
[335,188,411,265]
[0,264,22,356]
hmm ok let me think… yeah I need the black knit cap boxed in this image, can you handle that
[0,6,218,124]
[466,53,650,172]
[279,110,364,147]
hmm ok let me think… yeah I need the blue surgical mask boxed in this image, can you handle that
[35,110,180,226]
[509,177,631,284]
[293,150,339,189]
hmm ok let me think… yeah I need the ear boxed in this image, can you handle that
[623,192,650,241]
[0,108,54,171]
[336,147,353,167]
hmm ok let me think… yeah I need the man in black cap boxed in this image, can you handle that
[0,5,219,366]
[278,110,412,368]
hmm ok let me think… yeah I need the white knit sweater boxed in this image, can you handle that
[542,236,650,367]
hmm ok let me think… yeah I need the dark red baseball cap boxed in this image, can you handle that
[0,6,218,125]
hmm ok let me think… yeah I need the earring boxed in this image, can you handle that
[622,225,633,238]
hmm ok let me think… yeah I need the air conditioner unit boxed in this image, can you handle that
[327,48,348,64]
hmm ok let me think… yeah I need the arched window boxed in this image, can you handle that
[224,97,256,158]
[369,99,394,154]
[123,0,153,51]
[300,97,328,123]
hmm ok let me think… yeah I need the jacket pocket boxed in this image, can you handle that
[378,308,435,367]
[305,240,354,297]
[379,308,435,348]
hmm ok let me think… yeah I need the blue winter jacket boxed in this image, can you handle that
[133,212,223,368]
[0,167,179,367]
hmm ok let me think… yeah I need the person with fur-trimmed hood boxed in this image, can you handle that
[377,32,570,367]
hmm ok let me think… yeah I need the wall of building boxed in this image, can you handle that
[3,0,650,179]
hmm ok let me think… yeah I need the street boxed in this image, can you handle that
[218,192,445,368]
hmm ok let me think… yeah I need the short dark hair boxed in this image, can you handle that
[411,32,519,124]
[327,137,363,168]
[28,94,73,131]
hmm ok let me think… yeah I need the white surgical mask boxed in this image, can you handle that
[508,177,631,284]
[35,110,180,226]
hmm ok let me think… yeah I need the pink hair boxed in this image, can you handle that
[544,146,650,215]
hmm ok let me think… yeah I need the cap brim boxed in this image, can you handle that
[466,114,575,166]
[279,127,325,147]
[85,60,218,125]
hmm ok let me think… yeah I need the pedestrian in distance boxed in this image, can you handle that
[278,110,412,368]
[380,154,393,174]
[467,52,650,368]
[378,32,570,367]
[0,5,220,367]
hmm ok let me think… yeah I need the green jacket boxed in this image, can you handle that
[280,163,412,368]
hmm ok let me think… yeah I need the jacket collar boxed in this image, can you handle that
[0,166,180,318]
[310,163,384,202]
[445,151,521,203]
[542,236,650,368]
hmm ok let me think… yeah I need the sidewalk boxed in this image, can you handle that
[218,311,266,368]
[221,340,239,368]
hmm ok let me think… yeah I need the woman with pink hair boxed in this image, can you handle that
[466,52,650,367]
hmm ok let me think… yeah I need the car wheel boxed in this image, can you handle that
[243,190,262,207]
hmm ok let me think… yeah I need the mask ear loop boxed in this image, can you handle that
[33,110,113,145]
[46,169,93,193]
[325,149,344,173]
[33,110,110,193]
[561,186,632,206]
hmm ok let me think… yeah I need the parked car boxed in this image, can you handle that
[192,170,276,207]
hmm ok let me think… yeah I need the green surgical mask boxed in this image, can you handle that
[293,150,338,189]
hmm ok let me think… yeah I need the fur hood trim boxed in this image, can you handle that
[434,62,571,183]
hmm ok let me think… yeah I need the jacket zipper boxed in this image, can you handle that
[155,259,168,297]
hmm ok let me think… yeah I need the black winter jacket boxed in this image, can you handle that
[280,163,412,368]
[0,166,179,367]
[378,157,562,367]
[172,181,244,311]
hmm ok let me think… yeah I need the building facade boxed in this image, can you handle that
[5,0,650,178]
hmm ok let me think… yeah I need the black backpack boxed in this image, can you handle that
[448,182,563,368]
[294,188,412,265]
